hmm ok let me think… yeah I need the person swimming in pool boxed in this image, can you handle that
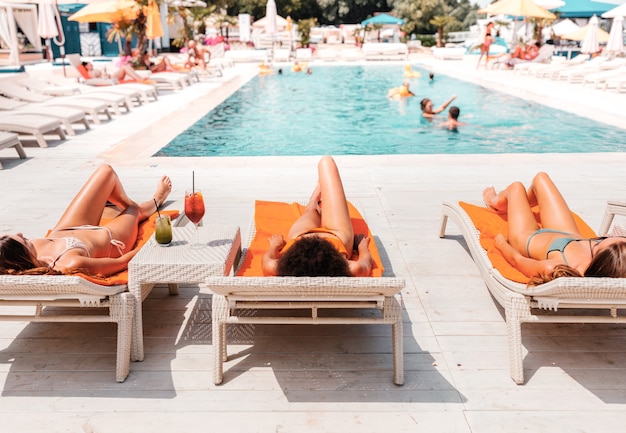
[483,172,626,285]
[0,164,172,277]
[262,156,372,277]
[420,94,456,119]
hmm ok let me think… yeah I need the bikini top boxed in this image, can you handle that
[282,228,349,257]
[48,237,90,268]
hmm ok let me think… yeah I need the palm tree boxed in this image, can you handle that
[429,15,456,48]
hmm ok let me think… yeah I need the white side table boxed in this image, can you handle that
[128,224,241,362]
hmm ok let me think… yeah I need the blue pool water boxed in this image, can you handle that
[156,65,625,157]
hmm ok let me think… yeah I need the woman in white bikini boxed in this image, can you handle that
[0,164,172,277]
[483,172,626,285]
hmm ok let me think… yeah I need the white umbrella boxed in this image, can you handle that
[265,0,277,35]
[580,15,601,54]
[37,3,58,61]
[602,2,626,18]
[551,18,580,36]
[605,15,624,54]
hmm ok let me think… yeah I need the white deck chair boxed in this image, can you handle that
[582,66,626,88]
[0,131,26,169]
[18,76,80,96]
[440,200,626,385]
[603,73,626,92]
[0,114,65,147]
[0,274,134,382]
[12,105,90,135]
[43,74,158,103]
[296,48,313,62]
[205,200,405,386]
[41,97,113,124]
[272,48,292,62]
[555,57,619,82]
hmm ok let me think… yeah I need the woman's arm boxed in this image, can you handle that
[494,234,557,278]
[434,95,457,114]
[348,236,372,277]
[262,234,285,276]
[58,249,140,276]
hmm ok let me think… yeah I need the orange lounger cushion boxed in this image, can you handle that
[237,200,384,277]
[459,201,596,283]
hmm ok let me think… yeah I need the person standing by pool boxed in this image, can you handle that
[420,94,457,118]
[477,22,495,69]
[439,106,465,130]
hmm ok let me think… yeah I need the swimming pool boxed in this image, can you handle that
[155,65,625,157]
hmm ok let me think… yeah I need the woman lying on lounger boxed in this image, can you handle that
[262,156,372,277]
[483,172,626,285]
[0,164,171,277]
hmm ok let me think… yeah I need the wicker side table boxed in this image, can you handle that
[128,225,241,362]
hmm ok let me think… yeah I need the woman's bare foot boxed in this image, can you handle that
[139,175,172,218]
[483,186,505,213]
[154,175,172,207]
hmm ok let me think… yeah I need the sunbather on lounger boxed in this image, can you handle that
[0,164,171,277]
[82,61,144,82]
[262,156,372,277]
[483,172,626,285]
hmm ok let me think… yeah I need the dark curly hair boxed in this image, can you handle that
[277,236,350,277]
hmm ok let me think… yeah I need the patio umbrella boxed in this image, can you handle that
[37,2,58,62]
[265,0,277,35]
[145,0,162,39]
[602,2,626,18]
[562,15,610,44]
[479,0,556,19]
[361,13,405,25]
[605,15,624,54]
[550,18,580,36]
[68,0,139,23]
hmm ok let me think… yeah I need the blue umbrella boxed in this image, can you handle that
[361,13,405,26]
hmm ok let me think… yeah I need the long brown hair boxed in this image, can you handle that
[0,235,54,275]
[528,239,626,286]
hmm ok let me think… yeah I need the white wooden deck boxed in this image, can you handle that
[1,56,626,432]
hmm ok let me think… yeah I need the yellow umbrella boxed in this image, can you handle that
[68,0,139,23]
[479,0,556,19]
[145,0,163,39]
[562,22,610,43]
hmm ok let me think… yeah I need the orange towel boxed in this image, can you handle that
[48,210,179,286]
[459,201,596,283]
[237,200,384,277]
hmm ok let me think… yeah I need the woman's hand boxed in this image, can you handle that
[268,234,285,251]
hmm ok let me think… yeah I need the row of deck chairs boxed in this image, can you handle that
[0,55,206,163]
[514,54,626,92]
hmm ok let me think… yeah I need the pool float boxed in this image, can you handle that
[259,62,274,75]
[291,61,307,72]
[404,64,421,79]
[387,83,413,99]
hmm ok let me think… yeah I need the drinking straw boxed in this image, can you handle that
[192,170,195,194]
[154,198,162,218]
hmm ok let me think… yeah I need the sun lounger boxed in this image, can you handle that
[205,200,405,385]
[603,73,626,92]
[524,54,589,78]
[12,104,90,135]
[0,81,52,103]
[0,95,27,109]
[0,131,26,169]
[556,58,622,82]
[432,47,465,60]
[41,97,113,124]
[440,200,626,384]
[362,43,408,61]
[18,76,81,96]
[42,73,159,103]
[272,48,292,62]
[0,113,65,147]
[582,66,626,88]
[0,210,178,382]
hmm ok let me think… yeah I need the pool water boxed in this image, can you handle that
[156,65,625,157]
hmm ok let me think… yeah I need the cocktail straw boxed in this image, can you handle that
[154,198,162,218]
[192,170,195,193]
